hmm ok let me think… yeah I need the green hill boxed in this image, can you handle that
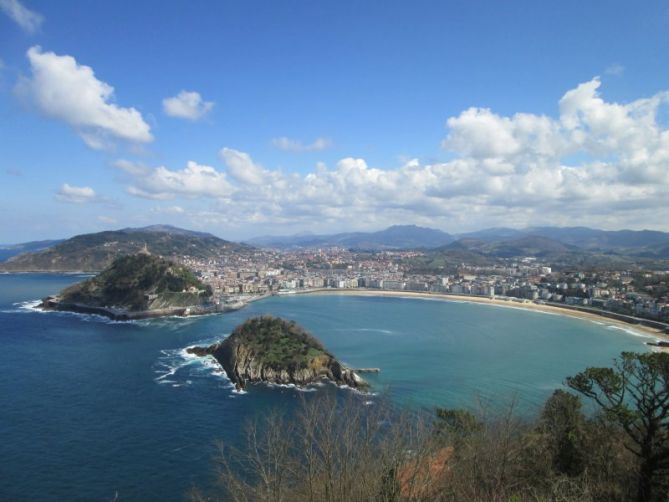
[49,254,212,312]
[0,225,248,272]
[188,316,366,390]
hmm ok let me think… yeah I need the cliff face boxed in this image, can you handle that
[187,316,366,390]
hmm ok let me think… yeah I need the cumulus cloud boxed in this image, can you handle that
[119,79,669,232]
[218,147,272,185]
[16,46,152,149]
[162,90,214,120]
[271,136,332,153]
[56,183,97,203]
[126,161,234,200]
[0,0,43,34]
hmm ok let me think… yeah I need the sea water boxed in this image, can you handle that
[0,274,653,500]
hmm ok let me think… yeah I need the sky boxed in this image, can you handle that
[1,0,669,242]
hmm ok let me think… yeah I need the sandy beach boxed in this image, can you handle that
[287,288,669,348]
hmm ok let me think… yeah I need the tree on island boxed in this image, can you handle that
[566,351,669,502]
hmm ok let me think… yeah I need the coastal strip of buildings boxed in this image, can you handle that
[178,247,669,324]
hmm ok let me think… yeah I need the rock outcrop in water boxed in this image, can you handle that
[187,316,367,390]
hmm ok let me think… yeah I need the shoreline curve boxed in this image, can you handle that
[277,288,669,349]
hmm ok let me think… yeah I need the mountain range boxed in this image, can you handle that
[247,225,455,250]
[247,225,669,258]
[0,225,247,272]
[2,224,669,272]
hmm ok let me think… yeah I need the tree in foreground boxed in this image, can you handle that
[191,394,443,502]
[566,351,669,502]
[192,353,664,501]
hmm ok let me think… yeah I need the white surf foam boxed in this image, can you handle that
[605,325,656,340]
[153,340,237,393]
[6,300,141,325]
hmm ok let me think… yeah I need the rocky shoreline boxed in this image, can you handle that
[187,316,367,391]
[38,295,245,320]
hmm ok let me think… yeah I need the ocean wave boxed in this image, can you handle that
[605,325,655,339]
[155,339,376,398]
[266,382,319,392]
[153,343,236,393]
[331,327,397,336]
[17,299,43,310]
[337,383,378,397]
[0,299,46,314]
[6,299,142,325]
[6,299,221,327]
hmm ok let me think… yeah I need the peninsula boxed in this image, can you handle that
[39,254,227,320]
[187,316,367,390]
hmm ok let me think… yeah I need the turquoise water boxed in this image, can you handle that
[0,274,653,500]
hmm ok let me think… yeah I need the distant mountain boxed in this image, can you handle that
[0,226,248,272]
[0,239,63,262]
[442,235,575,258]
[455,228,526,242]
[247,225,454,250]
[248,224,669,256]
[451,227,669,258]
[525,227,669,254]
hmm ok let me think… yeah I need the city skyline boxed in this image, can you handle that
[2,1,669,242]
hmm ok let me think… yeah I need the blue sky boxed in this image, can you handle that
[1,1,669,242]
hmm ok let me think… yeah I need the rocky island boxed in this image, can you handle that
[39,253,225,320]
[187,316,367,391]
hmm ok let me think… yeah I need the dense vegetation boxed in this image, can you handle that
[195,351,669,501]
[229,316,331,370]
[60,254,211,311]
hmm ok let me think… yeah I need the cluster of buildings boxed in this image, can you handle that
[180,248,669,323]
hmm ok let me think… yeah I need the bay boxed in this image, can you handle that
[0,274,652,500]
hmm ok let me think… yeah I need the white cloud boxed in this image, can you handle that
[162,90,214,121]
[271,136,332,153]
[56,183,97,203]
[151,205,185,214]
[112,159,150,176]
[16,46,152,149]
[219,147,271,185]
[127,161,234,200]
[119,79,669,232]
[126,186,172,200]
[0,0,43,34]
